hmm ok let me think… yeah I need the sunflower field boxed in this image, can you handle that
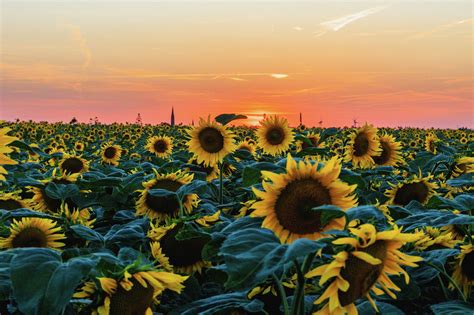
[0,114,472,315]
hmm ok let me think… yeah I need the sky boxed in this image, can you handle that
[1,0,473,128]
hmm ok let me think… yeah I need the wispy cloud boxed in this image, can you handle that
[65,24,92,92]
[407,18,473,39]
[314,6,387,37]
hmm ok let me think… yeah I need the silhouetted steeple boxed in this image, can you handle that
[171,107,175,126]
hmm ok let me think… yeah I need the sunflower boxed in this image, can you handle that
[149,223,211,274]
[59,154,89,174]
[101,143,122,166]
[0,217,66,249]
[145,135,173,158]
[29,170,79,213]
[450,242,474,297]
[187,157,219,181]
[385,174,438,206]
[59,202,95,228]
[0,192,28,210]
[452,156,474,177]
[306,224,423,314]
[135,170,199,222]
[74,141,85,151]
[256,115,294,156]
[187,117,236,166]
[344,124,381,169]
[251,154,358,244]
[413,226,460,250]
[373,133,403,166]
[296,131,325,152]
[424,134,438,153]
[75,268,188,315]
[0,127,18,181]
[236,140,257,157]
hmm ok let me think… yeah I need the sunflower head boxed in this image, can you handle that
[0,217,66,249]
[450,242,474,298]
[452,156,474,177]
[306,224,423,314]
[146,135,173,158]
[0,127,18,181]
[101,143,122,166]
[135,170,199,222]
[256,115,294,156]
[385,174,438,206]
[372,133,403,166]
[251,154,357,244]
[424,134,438,153]
[59,154,89,174]
[344,123,381,169]
[187,117,236,166]
[0,192,27,210]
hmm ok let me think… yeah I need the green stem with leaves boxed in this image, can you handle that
[272,273,290,315]
[426,261,466,302]
[291,252,316,315]
[218,162,224,204]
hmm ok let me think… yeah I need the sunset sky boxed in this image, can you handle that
[1,0,473,127]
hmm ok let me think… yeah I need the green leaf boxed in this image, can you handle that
[346,206,387,228]
[44,182,80,200]
[9,248,97,315]
[446,173,474,187]
[357,301,404,315]
[69,225,104,243]
[310,205,347,227]
[242,167,262,187]
[219,227,326,290]
[395,210,474,231]
[430,301,474,314]
[215,113,247,125]
[169,292,264,315]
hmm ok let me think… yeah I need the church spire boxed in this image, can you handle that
[171,107,175,126]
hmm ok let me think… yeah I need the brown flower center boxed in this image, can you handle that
[145,179,183,215]
[266,127,285,145]
[0,199,23,210]
[153,140,168,153]
[373,141,391,165]
[61,157,84,174]
[339,241,387,306]
[353,133,369,157]
[104,147,117,159]
[393,182,429,206]
[160,224,209,268]
[274,179,332,234]
[461,251,474,280]
[11,227,48,248]
[109,277,155,315]
[302,136,319,149]
[198,127,224,153]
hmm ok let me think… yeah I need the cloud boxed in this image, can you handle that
[65,24,92,92]
[407,18,474,39]
[314,6,387,37]
[293,26,303,31]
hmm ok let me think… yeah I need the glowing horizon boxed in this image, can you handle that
[1,0,473,128]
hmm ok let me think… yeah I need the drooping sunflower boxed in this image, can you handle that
[0,127,18,181]
[236,140,257,157]
[135,170,199,222]
[0,192,28,210]
[372,133,403,166]
[251,154,358,244]
[452,156,474,177]
[385,174,438,206]
[413,226,460,250]
[101,143,122,166]
[29,170,79,213]
[59,153,89,174]
[256,115,294,156]
[0,217,66,249]
[344,124,381,169]
[424,134,438,154]
[306,224,423,314]
[187,117,236,166]
[149,223,211,274]
[450,242,474,298]
[74,268,188,315]
[145,135,173,158]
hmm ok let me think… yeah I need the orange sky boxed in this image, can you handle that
[1,0,473,127]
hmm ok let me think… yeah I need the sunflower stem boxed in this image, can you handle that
[178,197,184,218]
[436,273,450,300]
[291,253,316,315]
[218,162,224,204]
[272,273,290,315]
[426,261,467,302]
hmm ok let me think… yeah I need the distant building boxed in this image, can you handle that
[171,107,175,126]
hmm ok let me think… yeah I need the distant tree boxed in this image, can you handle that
[70,117,78,124]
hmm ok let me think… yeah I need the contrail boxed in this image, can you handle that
[314,6,387,37]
